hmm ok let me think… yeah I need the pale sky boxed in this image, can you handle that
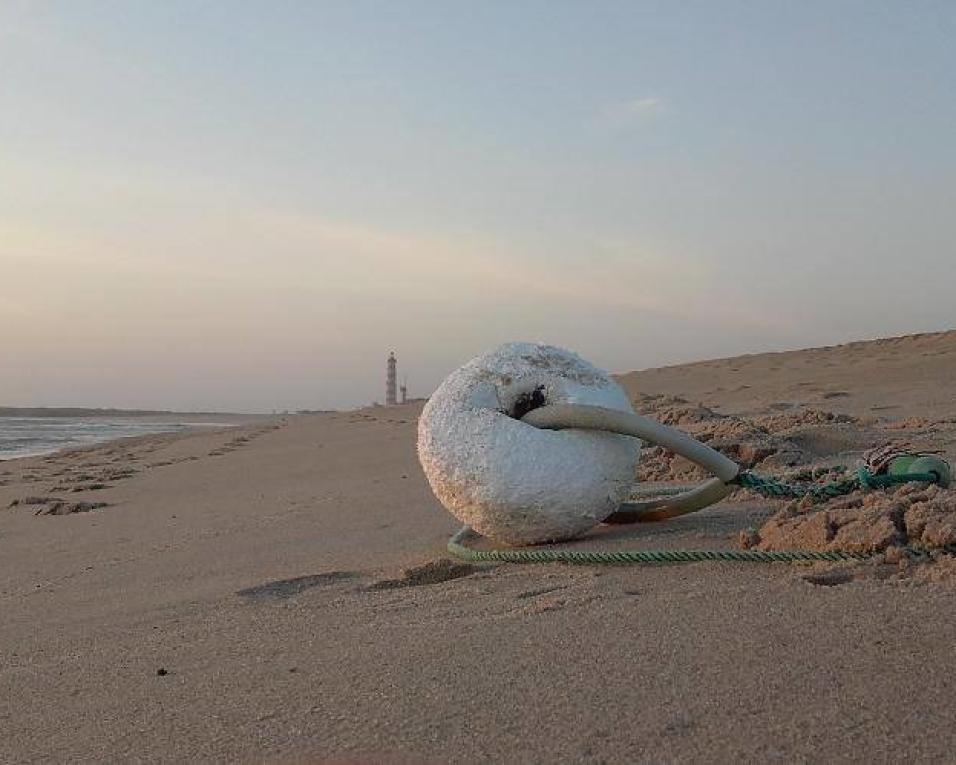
[2,1,955,412]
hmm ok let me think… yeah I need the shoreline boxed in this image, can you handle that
[0,414,273,463]
[0,407,270,418]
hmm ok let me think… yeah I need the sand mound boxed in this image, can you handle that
[753,409,857,431]
[883,416,956,430]
[637,394,724,427]
[632,396,862,482]
[741,483,956,555]
[634,395,781,482]
[896,553,956,583]
[631,392,935,500]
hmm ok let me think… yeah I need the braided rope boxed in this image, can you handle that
[732,468,938,500]
[448,527,871,564]
[448,527,956,566]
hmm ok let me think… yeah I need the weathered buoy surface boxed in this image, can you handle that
[417,342,641,545]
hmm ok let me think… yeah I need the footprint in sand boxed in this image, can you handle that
[821,391,851,399]
[237,571,360,600]
[8,496,112,515]
[366,559,480,590]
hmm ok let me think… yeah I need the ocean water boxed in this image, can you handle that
[0,418,204,461]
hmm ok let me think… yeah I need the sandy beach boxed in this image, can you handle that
[3,331,956,762]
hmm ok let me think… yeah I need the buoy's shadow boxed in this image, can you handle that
[559,499,773,550]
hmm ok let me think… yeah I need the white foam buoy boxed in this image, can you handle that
[417,342,642,545]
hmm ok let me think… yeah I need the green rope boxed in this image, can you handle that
[449,527,956,566]
[732,467,938,500]
[448,527,871,564]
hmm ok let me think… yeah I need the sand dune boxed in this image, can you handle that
[3,332,956,762]
[617,330,956,420]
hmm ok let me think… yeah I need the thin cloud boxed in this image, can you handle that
[597,96,665,130]
[621,96,664,115]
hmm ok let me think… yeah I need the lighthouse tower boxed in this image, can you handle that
[386,352,397,406]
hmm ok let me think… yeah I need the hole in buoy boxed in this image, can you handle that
[510,385,547,420]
